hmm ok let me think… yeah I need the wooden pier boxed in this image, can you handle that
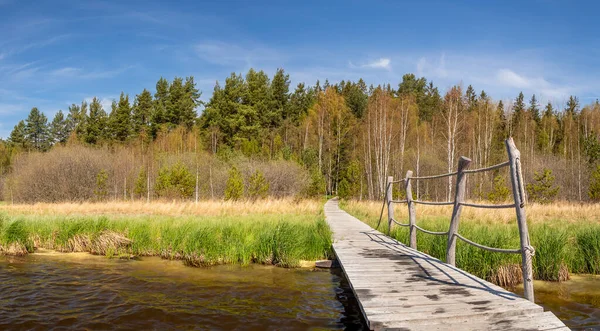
[325,199,569,331]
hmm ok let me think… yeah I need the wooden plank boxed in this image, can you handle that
[324,199,569,331]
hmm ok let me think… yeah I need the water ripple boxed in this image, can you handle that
[0,255,367,330]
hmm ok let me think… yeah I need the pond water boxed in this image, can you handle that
[0,252,367,330]
[3,252,598,330]
[511,275,600,330]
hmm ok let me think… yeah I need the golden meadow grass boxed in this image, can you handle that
[341,200,600,286]
[343,200,600,225]
[0,199,331,268]
[0,199,322,218]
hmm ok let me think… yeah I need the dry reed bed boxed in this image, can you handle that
[341,200,600,287]
[345,200,600,224]
[0,199,322,218]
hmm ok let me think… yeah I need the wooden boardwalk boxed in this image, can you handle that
[325,199,569,331]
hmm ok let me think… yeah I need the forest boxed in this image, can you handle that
[1,68,600,203]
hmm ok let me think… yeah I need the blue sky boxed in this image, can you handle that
[1,0,599,138]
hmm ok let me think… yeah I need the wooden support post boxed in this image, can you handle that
[386,176,394,235]
[405,171,417,249]
[506,137,534,302]
[446,156,471,266]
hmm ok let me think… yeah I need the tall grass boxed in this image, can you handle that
[0,199,322,217]
[0,201,332,268]
[341,200,600,286]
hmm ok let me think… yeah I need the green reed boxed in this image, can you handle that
[0,212,332,268]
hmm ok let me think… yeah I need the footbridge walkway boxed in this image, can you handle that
[325,199,567,330]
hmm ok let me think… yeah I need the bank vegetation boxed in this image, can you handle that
[0,200,332,268]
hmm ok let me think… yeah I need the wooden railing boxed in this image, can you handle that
[379,137,535,302]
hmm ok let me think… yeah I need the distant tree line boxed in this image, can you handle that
[2,69,600,202]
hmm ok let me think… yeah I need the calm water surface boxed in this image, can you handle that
[0,252,367,330]
[512,275,600,330]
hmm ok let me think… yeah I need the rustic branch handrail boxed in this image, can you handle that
[412,200,454,206]
[455,233,521,254]
[414,225,448,236]
[463,161,510,174]
[382,137,535,302]
[411,172,458,180]
[389,179,406,184]
[460,202,516,209]
[391,218,410,227]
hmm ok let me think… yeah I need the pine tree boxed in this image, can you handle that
[488,175,510,202]
[111,92,132,142]
[526,168,559,204]
[584,133,600,165]
[132,89,153,136]
[8,120,27,148]
[566,95,579,115]
[465,85,477,112]
[289,83,315,124]
[247,169,269,200]
[337,178,350,199]
[224,166,244,200]
[25,107,50,151]
[529,94,540,124]
[95,169,109,201]
[66,103,85,138]
[50,110,69,144]
[133,167,148,199]
[155,161,195,199]
[539,102,558,153]
[342,80,368,118]
[589,165,600,201]
[151,77,170,136]
[245,69,271,130]
[203,73,258,144]
[492,100,508,158]
[512,92,525,130]
[306,168,326,197]
[181,76,201,129]
[269,68,290,127]
[169,162,194,198]
[344,160,362,199]
[85,97,108,144]
[167,77,185,126]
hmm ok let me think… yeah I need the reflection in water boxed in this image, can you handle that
[512,275,600,330]
[0,252,367,330]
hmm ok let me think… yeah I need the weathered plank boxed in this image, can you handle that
[324,198,568,331]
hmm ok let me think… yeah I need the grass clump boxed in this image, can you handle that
[0,215,33,255]
[574,226,600,274]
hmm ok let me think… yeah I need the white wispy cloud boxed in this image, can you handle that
[494,69,572,99]
[349,58,392,70]
[50,67,81,77]
[365,58,391,70]
[46,65,133,80]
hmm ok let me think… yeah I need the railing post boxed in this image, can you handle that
[446,156,472,266]
[405,171,417,249]
[386,176,394,235]
[506,137,534,302]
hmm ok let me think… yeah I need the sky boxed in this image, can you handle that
[1,0,600,138]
